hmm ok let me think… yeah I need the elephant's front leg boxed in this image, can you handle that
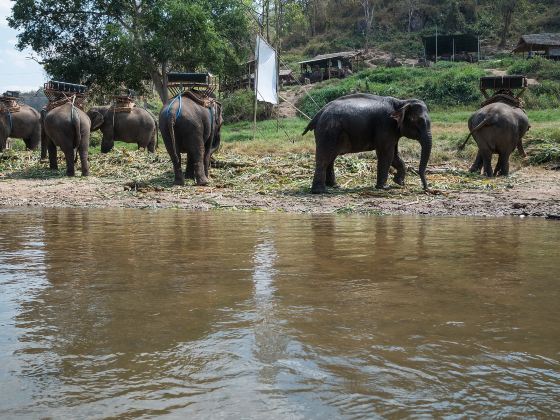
[496,152,510,176]
[391,145,406,186]
[480,149,493,177]
[375,144,395,189]
[517,139,527,158]
[47,138,58,170]
[100,132,114,153]
[469,151,483,174]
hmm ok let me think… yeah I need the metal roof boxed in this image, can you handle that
[279,69,293,76]
[298,51,361,65]
[513,33,560,52]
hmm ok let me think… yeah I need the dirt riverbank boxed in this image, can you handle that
[1,159,559,217]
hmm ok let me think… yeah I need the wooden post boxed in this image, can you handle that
[253,37,260,141]
[452,36,455,62]
[435,25,438,63]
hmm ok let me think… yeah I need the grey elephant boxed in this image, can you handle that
[302,93,432,193]
[159,93,223,186]
[43,103,101,176]
[87,106,157,153]
[459,102,529,176]
[0,104,41,152]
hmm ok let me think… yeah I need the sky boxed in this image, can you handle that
[0,0,46,93]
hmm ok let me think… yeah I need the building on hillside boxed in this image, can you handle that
[298,51,363,84]
[422,34,480,63]
[513,33,560,60]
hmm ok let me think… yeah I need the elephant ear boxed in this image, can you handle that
[89,111,104,131]
[390,103,411,129]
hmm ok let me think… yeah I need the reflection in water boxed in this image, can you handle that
[0,209,559,418]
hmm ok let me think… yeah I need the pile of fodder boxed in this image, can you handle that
[525,128,560,165]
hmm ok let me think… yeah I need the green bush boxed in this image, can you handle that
[221,90,270,123]
[507,56,560,81]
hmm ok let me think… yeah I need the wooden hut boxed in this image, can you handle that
[513,33,560,60]
[298,51,362,83]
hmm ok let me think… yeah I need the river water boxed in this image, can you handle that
[0,209,558,418]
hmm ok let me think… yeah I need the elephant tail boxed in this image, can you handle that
[72,107,82,153]
[167,114,179,163]
[458,117,491,151]
[155,121,159,149]
[301,110,322,136]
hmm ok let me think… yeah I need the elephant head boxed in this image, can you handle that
[391,100,432,190]
[87,108,105,132]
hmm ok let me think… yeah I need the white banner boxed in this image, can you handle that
[255,35,278,105]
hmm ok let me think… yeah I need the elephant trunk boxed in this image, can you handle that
[418,131,432,190]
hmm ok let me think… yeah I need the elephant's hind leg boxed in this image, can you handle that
[326,158,338,188]
[185,155,195,180]
[497,152,510,176]
[78,145,90,177]
[62,146,75,176]
[47,138,58,170]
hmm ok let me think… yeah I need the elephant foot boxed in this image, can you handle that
[196,180,209,186]
[81,171,90,177]
[393,175,405,186]
[66,171,75,177]
[311,184,327,194]
[49,165,58,171]
[375,184,391,190]
[173,178,185,186]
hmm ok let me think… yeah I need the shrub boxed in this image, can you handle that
[221,90,270,123]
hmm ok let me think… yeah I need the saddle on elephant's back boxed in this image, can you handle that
[0,92,22,113]
[112,95,136,113]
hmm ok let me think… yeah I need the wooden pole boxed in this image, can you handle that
[253,36,260,141]
[435,25,438,63]
[452,37,455,62]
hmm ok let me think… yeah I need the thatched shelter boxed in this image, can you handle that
[513,33,560,60]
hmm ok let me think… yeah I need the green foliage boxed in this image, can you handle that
[525,128,560,164]
[507,57,560,81]
[298,63,487,116]
[8,0,250,100]
[221,90,270,123]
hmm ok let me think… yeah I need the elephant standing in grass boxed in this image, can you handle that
[159,94,223,186]
[459,102,529,176]
[302,94,432,193]
[43,103,102,176]
[0,104,41,152]
[87,106,157,153]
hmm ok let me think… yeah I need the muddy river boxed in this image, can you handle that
[0,209,558,418]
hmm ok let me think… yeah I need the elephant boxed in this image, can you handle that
[302,93,432,193]
[43,102,102,176]
[459,102,529,177]
[87,105,157,153]
[159,93,223,186]
[0,104,41,152]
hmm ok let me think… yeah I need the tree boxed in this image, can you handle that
[9,0,251,102]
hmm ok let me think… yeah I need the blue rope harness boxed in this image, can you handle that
[165,93,216,139]
[166,94,183,120]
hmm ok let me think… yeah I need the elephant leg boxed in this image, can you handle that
[62,146,75,176]
[312,147,336,194]
[375,145,395,189]
[517,139,526,158]
[481,149,493,177]
[391,145,406,186]
[493,155,502,176]
[469,151,483,174]
[203,150,211,179]
[147,134,156,153]
[79,140,90,177]
[498,152,509,176]
[40,136,48,160]
[192,148,209,186]
[47,138,58,170]
[325,158,338,188]
[100,134,114,153]
[185,155,195,180]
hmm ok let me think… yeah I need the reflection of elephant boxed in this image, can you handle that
[460,102,529,177]
[159,94,223,186]
[87,106,157,153]
[44,103,101,176]
[0,104,41,152]
[302,94,432,193]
